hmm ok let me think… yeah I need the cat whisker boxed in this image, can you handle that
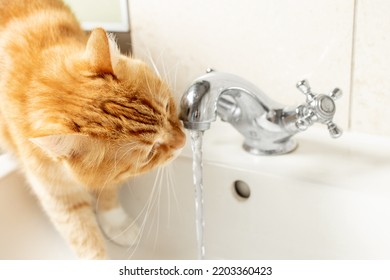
[167,163,180,211]
[134,148,145,173]
[141,66,156,102]
[152,166,165,250]
[95,142,139,211]
[144,194,158,241]
[115,143,138,167]
[124,167,162,258]
[139,164,177,252]
[165,166,171,226]
[144,167,163,240]
[120,194,154,258]
[135,44,182,107]
[157,49,169,85]
[138,44,171,89]
[170,63,180,95]
[161,60,182,101]
[145,48,161,78]
[124,163,174,258]
[165,162,181,229]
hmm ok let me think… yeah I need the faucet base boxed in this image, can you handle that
[243,139,298,156]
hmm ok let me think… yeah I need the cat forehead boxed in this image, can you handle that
[126,82,172,108]
[116,58,172,100]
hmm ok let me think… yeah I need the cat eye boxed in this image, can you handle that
[146,141,162,162]
[165,102,170,112]
[146,146,157,162]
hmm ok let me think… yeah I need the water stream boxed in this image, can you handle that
[190,130,206,260]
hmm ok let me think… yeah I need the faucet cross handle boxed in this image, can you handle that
[296,80,315,101]
[295,79,343,138]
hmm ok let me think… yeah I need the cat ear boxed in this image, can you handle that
[29,134,88,159]
[84,28,120,75]
[107,32,120,68]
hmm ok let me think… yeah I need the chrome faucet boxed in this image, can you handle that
[179,69,342,155]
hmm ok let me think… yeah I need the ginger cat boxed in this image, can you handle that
[0,0,185,259]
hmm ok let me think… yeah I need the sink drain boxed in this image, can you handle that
[234,180,251,199]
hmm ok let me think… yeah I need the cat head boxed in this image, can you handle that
[29,28,186,187]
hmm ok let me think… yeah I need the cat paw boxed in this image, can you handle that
[97,207,140,247]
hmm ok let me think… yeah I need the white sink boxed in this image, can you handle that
[1,122,390,259]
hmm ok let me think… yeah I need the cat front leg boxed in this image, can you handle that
[95,187,140,247]
[26,171,107,259]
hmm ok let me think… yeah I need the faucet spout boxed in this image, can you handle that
[179,70,279,131]
[179,70,342,155]
[178,79,213,131]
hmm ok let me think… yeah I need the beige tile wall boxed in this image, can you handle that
[129,0,390,137]
[351,0,390,136]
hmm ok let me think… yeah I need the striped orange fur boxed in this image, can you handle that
[0,0,185,259]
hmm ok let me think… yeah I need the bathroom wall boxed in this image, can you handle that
[351,0,390,136]
[128,0,390,137]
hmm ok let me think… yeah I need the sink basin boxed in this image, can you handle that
[1,122,390,259]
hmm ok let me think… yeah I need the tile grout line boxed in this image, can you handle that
[348,0,359,131]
